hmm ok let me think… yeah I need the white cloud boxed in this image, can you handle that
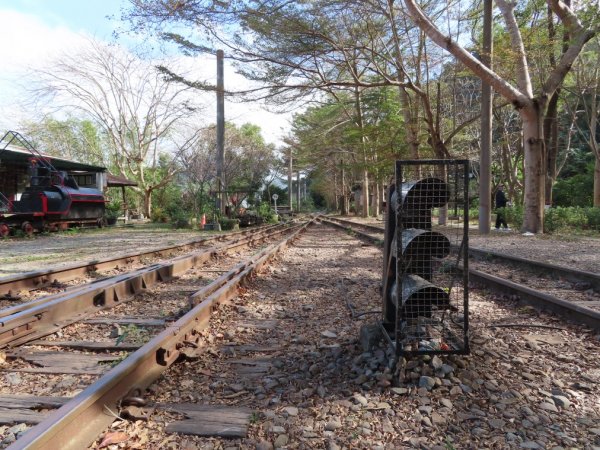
[0,8,292,147]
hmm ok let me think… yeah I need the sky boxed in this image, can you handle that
[0,0,291,146]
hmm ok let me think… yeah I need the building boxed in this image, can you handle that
[0,140,136,210]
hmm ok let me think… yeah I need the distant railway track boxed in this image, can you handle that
[321,215,600,330]
[0,224,279,296]
[0,223,298,348]
[0,219,313,449]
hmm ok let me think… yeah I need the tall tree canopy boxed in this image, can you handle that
[31,38,203,216]
[125,0,599,230]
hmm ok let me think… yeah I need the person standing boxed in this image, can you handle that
[495,184,509,230]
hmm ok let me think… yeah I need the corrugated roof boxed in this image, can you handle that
[107,173,138,187]
[0,145,106,172]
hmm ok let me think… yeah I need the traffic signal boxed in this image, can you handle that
[381,160,469,357]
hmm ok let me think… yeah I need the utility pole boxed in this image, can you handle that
[216,49,225,217]
[479,0,493,233]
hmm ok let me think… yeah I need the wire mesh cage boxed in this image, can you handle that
[381,159,469,357]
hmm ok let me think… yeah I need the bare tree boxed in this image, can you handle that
[31,39,202,216]
[568,37,600,206]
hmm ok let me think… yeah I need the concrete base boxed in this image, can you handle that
[359,322,382,352]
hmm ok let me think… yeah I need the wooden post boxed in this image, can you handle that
[121,185,127,222]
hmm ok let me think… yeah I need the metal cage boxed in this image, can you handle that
[381,159,470,357]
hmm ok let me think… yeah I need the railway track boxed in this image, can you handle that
[0,219,597,449]
[0,219,313,449]
[0,224,279,297]
[320,216,600,330]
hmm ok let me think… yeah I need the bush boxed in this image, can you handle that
[220,218,240,231]
[497,204,524,230]
[585,207,600,230]
[105,200,122,219]
[256,202,277,222]
[544,206,587,233]
[151,207,168,223]
[172,217,190,229]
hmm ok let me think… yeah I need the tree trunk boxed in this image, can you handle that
[143,189,152,218]
[296,170,301,212]
[479,0,493,233]
[341,160,348,215]
[544,91,560,206]
[288,149,293,210]
[399,88,421,163]
[594,156,600,207]
[361,170,370,217]
[521,107,545,233]
[373,183,380,217]
[353,85,370,218]
[437,165,448,226]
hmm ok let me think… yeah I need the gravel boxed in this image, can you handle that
[0,225,207,277]
[87,221,600,449]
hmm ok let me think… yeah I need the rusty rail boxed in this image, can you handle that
[9,219,313,449]
[318,217,383,246]
[0,223,300,348]
[320,217,600,330]
[0,224,279,295]
[324,215,385,234]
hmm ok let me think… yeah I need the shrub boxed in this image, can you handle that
[151,207,168,223]
[497,204,523,230]
[172,217,190,229]
[105,200,122,219]
[585,207,600,230]
[544,207,587,233]
[257,202,277,222]
[220,218,240,231]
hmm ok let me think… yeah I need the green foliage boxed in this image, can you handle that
[552,161,594,207]
[256,202,278,223]
[543,206,600,233]
[585,208,600,230]
[496,205,524,229]
[219,218,240,230]
[151,207,168,223]
[172,218,190,229]
[105,200,122,219]
[261,185,288,207]
[24,116,108,166]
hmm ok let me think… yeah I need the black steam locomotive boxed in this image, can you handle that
[0,132,106,237]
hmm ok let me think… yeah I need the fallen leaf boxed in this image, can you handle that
[99,431,129,448]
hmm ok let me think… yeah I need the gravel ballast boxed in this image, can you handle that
[88,222,600,449]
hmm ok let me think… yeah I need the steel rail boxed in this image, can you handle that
[0,224,285,319]
[0,223,303,348]
[322,217,600,290]
[0,224,279,295]
[9,219,314,450]
[467,247,600,291]
[318,217,383,246]
[469,268,600,330]
[324,215,385,234]
[319,219,600,329]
